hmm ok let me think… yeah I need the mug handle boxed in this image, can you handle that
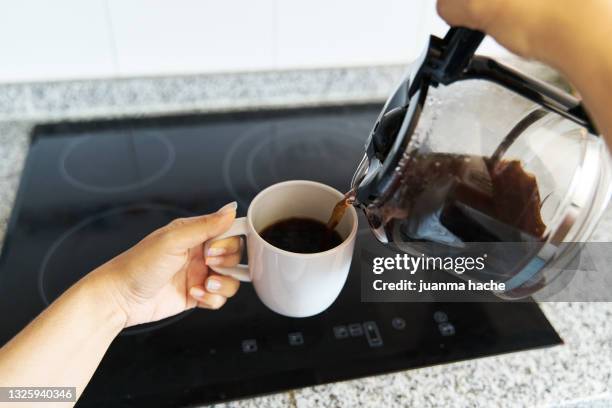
[205,217,251,282]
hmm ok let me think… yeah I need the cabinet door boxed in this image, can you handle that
[0,0,115,82]
[107,0,276,77]
[275,0,429,69]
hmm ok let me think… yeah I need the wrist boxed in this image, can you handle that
[530,2,612,79]
[81,269,129,333]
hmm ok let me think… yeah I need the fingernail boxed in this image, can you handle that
[218,201,237,214]
[202,296,225,310]
[206,257,222,266]
[206,278,222,292]
[189,287,205,299]
[207,247,226,256]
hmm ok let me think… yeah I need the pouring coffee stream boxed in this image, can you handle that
[326,191,356,231]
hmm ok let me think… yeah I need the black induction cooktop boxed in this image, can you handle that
[0,104,562,407]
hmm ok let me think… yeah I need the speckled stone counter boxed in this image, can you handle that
[0,64,611,408]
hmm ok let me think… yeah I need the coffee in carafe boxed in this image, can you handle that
[364,153,547,244]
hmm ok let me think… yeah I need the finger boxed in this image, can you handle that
[436,0,497,30]
[158,202,237,253]
[186,243,207,291]
[204,274,240,298]
[198,295,227,310]
[189,287,227,309]
[206,252,241,268]
[437,0,536,58]
[206,236,241,257]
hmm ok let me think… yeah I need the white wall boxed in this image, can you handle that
[0,0,508,83]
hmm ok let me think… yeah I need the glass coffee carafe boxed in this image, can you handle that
[351,28,612,299]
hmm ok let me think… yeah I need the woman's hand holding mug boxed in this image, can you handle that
[82,180,357,328]
[88,202,243,328]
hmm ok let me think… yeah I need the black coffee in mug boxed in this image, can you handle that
[260,217,343,254]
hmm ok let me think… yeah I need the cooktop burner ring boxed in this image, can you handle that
[38,204,194,336]
[244,129,274,192]
[223,123,266,208]
[223,120,367,207]
[60,131,175,193]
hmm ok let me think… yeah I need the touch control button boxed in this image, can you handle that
[349,323,364,337]
[391,317,406,330]
[288,332,304,346]
[333,325,349,339]
[438,322,456,337]
[363,321,383,347]
[433,311,448,323]
[242,339,258,353]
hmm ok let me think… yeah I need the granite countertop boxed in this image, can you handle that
[0,64,611,408]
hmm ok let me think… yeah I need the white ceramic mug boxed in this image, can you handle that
[209,180,358,317]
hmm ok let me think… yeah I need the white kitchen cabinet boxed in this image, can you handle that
[0,0,507,83]
[275,0,429,68]
[0,0,115,83]
[107,0,276,77]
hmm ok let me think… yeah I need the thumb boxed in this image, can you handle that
[159,202,237,253]
[436,0,500,30]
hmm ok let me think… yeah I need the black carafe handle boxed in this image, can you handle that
[427,27,485,84]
